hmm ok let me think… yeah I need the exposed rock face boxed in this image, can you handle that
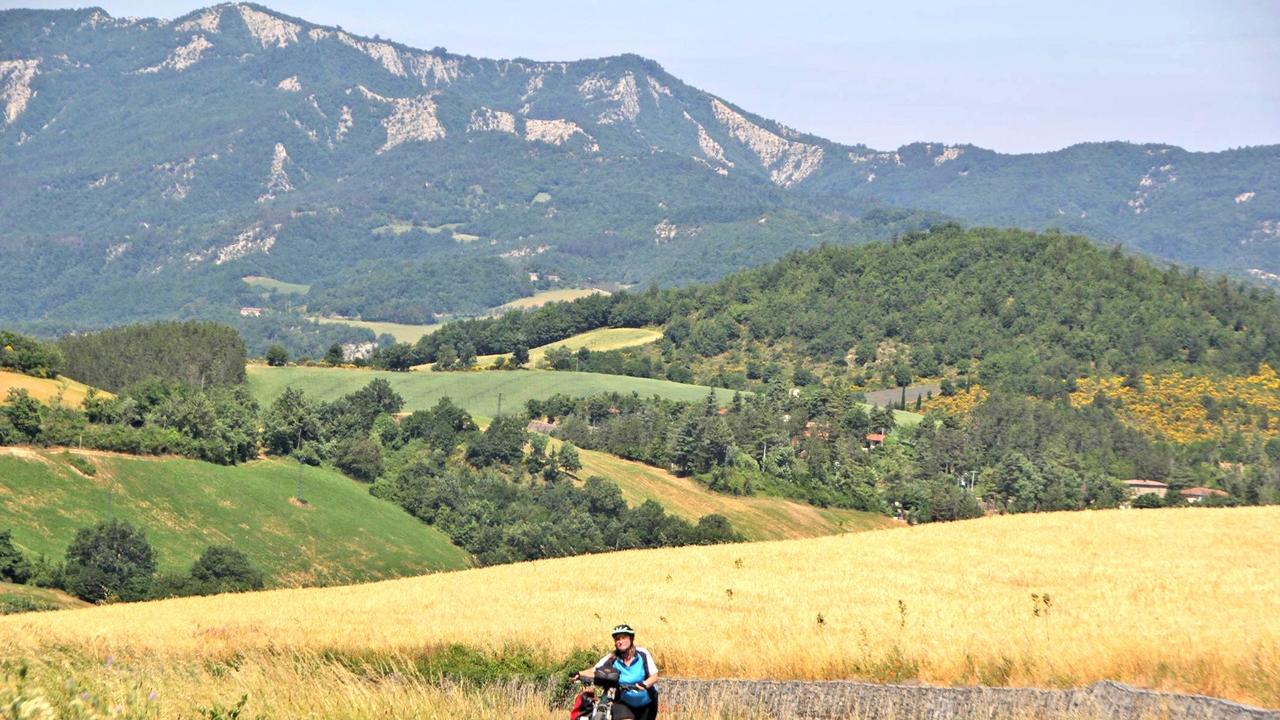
[337,32,405,77]
[277,75,301,92]
[1128,164,1178,215]
[156,157,198,200]
[257,142,295,202]
[237,5,300,48]
[355,86,445,152]
[685,111,732,168]
[580,71,641,124]
[934,146,964,166]
[335,105,353,142]
[1236,191,1255,204]
[647,76,672,104]
[711,98,823,187]
[468,107,517,134]
[175,7,222,33]
[525,118,596,151]
[654,219,678,243]
[849,150,904,166]
[0,59,40,124]
[407,53,462,87]
[189,225,279,266]
[137,35,214,74]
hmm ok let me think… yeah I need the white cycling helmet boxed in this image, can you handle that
[611,623,636,638]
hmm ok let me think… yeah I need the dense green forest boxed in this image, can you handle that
[380,226,1280,393]
[306,256,536,325]
[58,321,246,392]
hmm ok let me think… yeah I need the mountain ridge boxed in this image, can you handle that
[1,3,1277,330]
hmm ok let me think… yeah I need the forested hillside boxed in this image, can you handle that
[0,4,1275,334]
[397,225,1280,394]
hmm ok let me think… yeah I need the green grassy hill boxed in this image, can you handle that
[0,448,470,587]
[247,366,741,419]
[0,582,88,614]
[567,444,895,541]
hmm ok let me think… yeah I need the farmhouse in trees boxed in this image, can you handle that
[1123,479,1168,498]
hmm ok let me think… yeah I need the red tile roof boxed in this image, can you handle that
[1180,486,1228,498]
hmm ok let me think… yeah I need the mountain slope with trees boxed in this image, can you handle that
[0,4,1276,333]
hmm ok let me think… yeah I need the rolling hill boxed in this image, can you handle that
[0,447,470,585]
[0,3,1275,333]
[3,507,1275,707]
[566,443,894,540]
[0,370,109,408]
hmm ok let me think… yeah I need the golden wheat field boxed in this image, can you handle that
[3,507,1278,710]
[0,370,109,408]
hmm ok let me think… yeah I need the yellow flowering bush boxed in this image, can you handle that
[1071,364,1280,444]
[921,386,988,416]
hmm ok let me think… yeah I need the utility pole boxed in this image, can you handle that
[496,392,503,416]
[296,461,305,504]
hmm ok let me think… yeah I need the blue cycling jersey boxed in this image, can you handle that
[595,648,657,707]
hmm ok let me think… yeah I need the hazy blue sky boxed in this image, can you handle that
[9,0,1278,153]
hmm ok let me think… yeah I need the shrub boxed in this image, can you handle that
[63,520,156,602]
[1131,493,1166,509]
[265,344,289,367]
[0,530,32,584]
[60,452,96,477]
[190,545,265,593]
[333,436,384,482]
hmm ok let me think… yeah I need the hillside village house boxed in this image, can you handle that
[864,433,886,450]
[1123,479,1168,498]
[1180,486,1229,503]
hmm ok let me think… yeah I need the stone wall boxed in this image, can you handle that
[657,678,1280,720]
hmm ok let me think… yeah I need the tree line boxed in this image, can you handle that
[534,385,1279,523]
[0,524,263,605]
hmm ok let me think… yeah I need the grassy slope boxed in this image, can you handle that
[568,444,894,540]
[0,448,469,586]
[247,366,740,418]
[241,276,310,295]
[495,288,607,312]
[5,508,1276,706]
[472,327,664,368]
[0,371,110,408]
[0,582,88,614]
[311,316,445,344]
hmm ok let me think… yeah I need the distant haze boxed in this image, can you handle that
[5,0,1278,153]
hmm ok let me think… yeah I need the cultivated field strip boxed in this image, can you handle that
[4,507,1277,706]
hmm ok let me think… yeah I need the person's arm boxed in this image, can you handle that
[576,654,612,679]
[639,651,659,689]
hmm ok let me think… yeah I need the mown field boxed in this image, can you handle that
[241,275,310,295]
[3,507,1276,711]
[494,287,607,311]
[0,448,469,584]
[312,315,445,344]
[566,443,894,540]
[471,327,664,368]
[247,365,740,419]
[0,370,108,408]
